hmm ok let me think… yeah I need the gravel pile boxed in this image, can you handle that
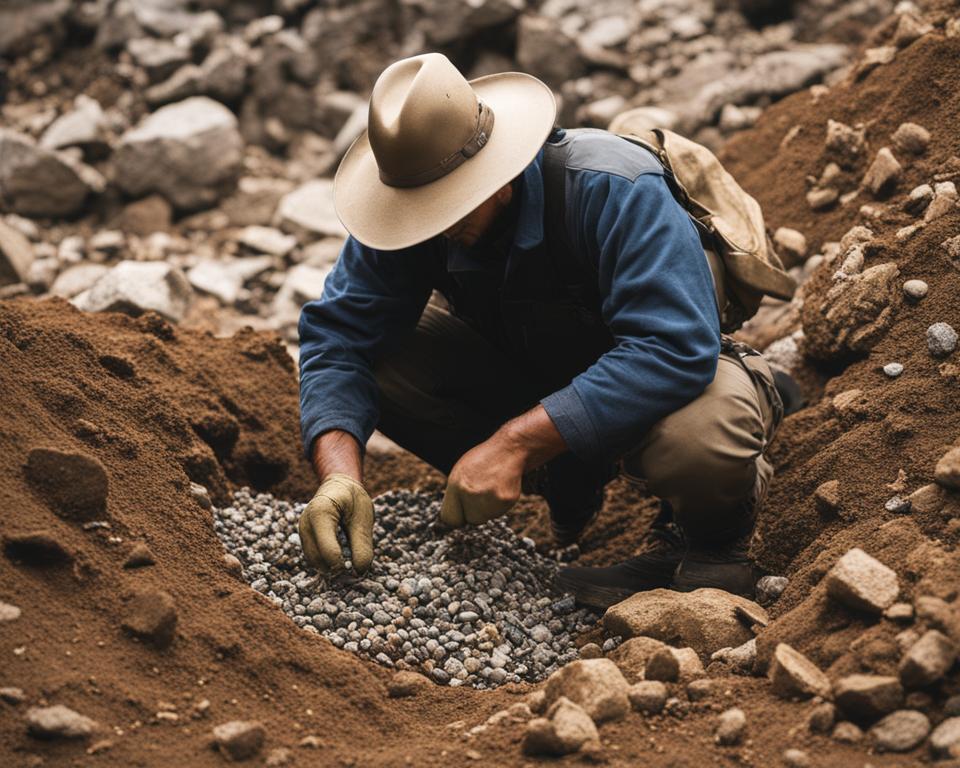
[213,488,603,688]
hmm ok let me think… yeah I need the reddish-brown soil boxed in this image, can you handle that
[4,20,960,768]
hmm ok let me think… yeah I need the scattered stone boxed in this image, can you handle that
[898,630,957,689]
[387,671,431,698]
[756,575,788,605]
[883,363,910,380]
[522,697,598,757]
[930,717,960,759]
[671,647,706,680]
[212,720,265,761]
[808,701,836,733]
[825,548,899,615]
[892,122,930,155]
[24,447,108,520]
[223,553,243,577]
[935,447,960,491]
[924,193,957,223]
[628,681,667,714]
[543,659,629,723]
[885,603,914,622]
[832,720,864,743]
[190,483,212,510]
[265,746,293,766]
[26,705,97,740]
[0,687,25,704]
[807,187,838,210]
[579,642,602,659]
[644,648,680,682]
[905,184,934,215]
[123,542,156,569]
[603,588,766,657]
[870,709,930,752]
[0,600,23,624]
[863,147,902,195]
[892,12,932,48]
[769,643,831,700]
[858,46,897,77]
[73,261,193,323]
[834,675,903,721]
[4,530,75,566]
[773,228,807,264]
[121,589,178,648]
[0,219,34,286]
[943,235,960,272]
[39,95,108,155]
[0,128,101,217]
[710,638,757,673]
[927,323,958,357]
[903,280,930,303]
[783,748,811,768]
[686,679,713,702]
[814,480,841,516]
[715,707,747,746]
[275,180,346,242]
[884,495,910,513]
[114,97,243,210]
[238,226,297,258]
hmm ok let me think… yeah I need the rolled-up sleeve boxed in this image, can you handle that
[540,171,721,462]
[298,236,435,458]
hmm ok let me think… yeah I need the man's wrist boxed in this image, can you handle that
[496,405,567,472]
[311,430,363,483]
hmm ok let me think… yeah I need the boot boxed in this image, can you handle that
[671,533,757,598]
[549,490,603,547]
[554,511,685,610]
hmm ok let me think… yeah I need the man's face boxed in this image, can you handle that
[442,183,513,247]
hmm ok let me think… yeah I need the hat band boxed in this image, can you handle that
[379,101,495,188]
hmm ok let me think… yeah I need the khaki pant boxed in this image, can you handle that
[374,303,780,543]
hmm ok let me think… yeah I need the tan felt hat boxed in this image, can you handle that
[333,53,557,251]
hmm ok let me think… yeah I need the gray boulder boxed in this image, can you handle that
[276,179,346,241]
[72,260,193,322]
[114,97,243,210]
[39,95,109,155]
[0,129,102,217]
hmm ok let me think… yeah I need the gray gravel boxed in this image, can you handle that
[213,488,602,688]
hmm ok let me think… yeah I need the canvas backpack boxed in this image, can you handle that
[542,125,797,333]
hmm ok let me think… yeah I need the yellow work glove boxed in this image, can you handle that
[298,474,374,576]
[439,480,513,528]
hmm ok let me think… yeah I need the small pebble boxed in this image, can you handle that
[882,362,904,378]
[715,707,747,746]
[884,495,911,514]
[783,748,811,768]
[756,575,789,605]
[902,279,928,300]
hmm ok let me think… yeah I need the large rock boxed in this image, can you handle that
[0,128,101,217]
[24,448,108,520]
[825,548,899,615]
[930,717,960,759]
[543,659,630,723]
[802,262,900,359]
[523,697,598,756]
[0,219,34,286]
[0,0,70,55]
[898,630,957,689]
[50,263,109,299]
[212,720,265,761]
[39,95,109,155]
[834,675,903,722]
[416,0,523,45]
[73,261,193,322]
[604,588,766,657]
[114,97,243,210]
[26,705,97,740]
[275,180,346,242]
[516,14,585,88]
[769,643,831,700]
[869,710,930,752]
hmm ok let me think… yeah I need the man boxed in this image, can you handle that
[297,53,784,607]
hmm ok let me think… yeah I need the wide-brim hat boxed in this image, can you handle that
[333,53,557,251]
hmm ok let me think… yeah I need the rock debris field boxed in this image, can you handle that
[213,489,603,688]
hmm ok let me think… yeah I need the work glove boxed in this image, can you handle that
[298,474,374,576]
[439,480,514,529]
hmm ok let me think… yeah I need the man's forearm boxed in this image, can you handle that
[495,404,568,471]
[311,430,363,482]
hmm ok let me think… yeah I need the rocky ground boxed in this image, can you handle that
[2,0,960,766]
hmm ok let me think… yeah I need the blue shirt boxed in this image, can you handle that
[299,130,721,465]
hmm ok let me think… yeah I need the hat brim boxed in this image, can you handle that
[333,72,557,251]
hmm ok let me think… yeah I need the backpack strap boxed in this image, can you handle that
[541,138,603,312]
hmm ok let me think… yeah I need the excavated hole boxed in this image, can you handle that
[213,488,606,689]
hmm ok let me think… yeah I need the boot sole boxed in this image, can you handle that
[554,572,644,611]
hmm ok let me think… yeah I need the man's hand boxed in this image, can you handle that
[440,405,568,528]
[299,473,374,575]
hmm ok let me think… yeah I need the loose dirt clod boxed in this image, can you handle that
[23,447,108,520]
[715,707,747,745]
[4,530,75,566]
[628,681,667,714]
[834,675,904,722]
[212,720,265,761]
[121,589,178,648]
[522,697,598,757]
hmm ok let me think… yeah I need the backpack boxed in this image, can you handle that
[542,124,797,333]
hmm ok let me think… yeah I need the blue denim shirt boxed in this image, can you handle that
[299,131,721,465]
